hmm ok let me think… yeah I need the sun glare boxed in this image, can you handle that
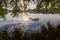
[21,13,30,22]
[23,17,29,21]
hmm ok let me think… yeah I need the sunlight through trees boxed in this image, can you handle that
[0,0,60,18]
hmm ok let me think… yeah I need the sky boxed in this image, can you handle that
[29,1,37,9]
[7,0,37,10]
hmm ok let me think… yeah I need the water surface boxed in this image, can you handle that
[0,13,60,27]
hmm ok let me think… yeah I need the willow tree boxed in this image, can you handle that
[35,0,60,13]
[0,0,8,18]
[0,0,60,19]
[0,0,30,18]
[10,0,21,17]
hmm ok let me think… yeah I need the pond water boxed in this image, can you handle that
[29,13,60,26]
[0,13,60,28]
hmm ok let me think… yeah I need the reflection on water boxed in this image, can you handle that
[0,13,60,27]
[29,13,60,26]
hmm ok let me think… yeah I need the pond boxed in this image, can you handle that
[0,13,60,31]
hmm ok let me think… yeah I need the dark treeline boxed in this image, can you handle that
[0,22,60,40]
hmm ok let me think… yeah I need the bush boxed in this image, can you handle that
[0,22,60,40]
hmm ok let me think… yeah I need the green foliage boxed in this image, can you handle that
[35,3,41,12]
[12,6,21,17]
[10,0,21,17]
[0,0,60,18]
[56,24,60,30]
[35,0,42,10]
[0,0,7,7]
[43,0,50,8]
[30,32,41,40]
[10,0,20,6]
[0,30,9,40]
[0,0,7,18]
[48,0,56,12]
[23,32,29,40]
[35,0,60,13]
[13,28,22,40]
[0,7,7,18]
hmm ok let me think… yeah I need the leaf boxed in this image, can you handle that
[0,7,7,18]
[12,6,21,17]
